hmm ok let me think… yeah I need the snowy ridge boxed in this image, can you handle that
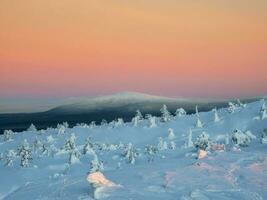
[0,99,267,199]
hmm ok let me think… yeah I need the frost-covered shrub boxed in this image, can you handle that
[3,130,14,141]
[83,137,95,155]
[90,154,104,173]
[194,132,211,151]
[160,105,172,122]
[27,123,37,132]
[122,143,139,164]
[115,118,124,127]
[18,139,32,167]
[144,145,158,162]
[175,108,186,117]
[158,137,168,150]
[4,149,17,167]
[132,110,143,127]
[231,129,251,147]
[168,128,175,140]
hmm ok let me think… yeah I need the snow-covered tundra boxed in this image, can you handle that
[0,100,267,199]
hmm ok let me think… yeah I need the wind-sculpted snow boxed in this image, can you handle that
[0,100,267,199]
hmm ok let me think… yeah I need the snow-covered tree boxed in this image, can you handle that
[3,130,14,141]
[101,119,108,126]
[231,129,251,147]
[146,114,157,128]
[4,149,16,167]
[69,148,81,164]
[168,128,175,140]
[144,145,158,162]
[27,123,37,132]
[213,108,221,122]
[169,141,176,150]
[90,154,104,173]
[33,138,43,153]
[158,137,168,150]
[83,137,95,155]
[187,128,194,148]
[57,122,69,135]
[175,108,187,117]
[115,118,124,127]
[160,105,172,122]
[194,132,211,151]
[196,117,204,128]
[228,102,237,113]
[18,139,32,167]
[89,121,96,129]
[63,133,77,152]
[123,143,138,164]
[132,110,144,127]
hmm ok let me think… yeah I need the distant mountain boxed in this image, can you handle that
[0,92,261,133]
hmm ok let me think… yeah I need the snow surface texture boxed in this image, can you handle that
[0,100,267,200]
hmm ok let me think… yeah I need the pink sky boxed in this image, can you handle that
[1,0,267,99]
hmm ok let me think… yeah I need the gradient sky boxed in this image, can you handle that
[0,0,267,99]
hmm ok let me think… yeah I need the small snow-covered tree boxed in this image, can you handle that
[4,149,16,167]
[18,139,32,167]
[27,123,37,132]
[158,137,168,150]
[132,110,144,127]
[144,145,158,162]
[33,138,43,153]
[123,143,138,164]
[83,137,95,155]
[63,133,77,152]
[175,108,186,117]
[169,141,176,150]
[3,130,14,141]
[196,117,204,128]
[213,108,221,122]
[89,121,96,129]
[160,105,172,122]
[231,129,251,147]
[115,118,124,127]
[187,128,194,148]
[194,132,211,151]
[69,148,81,164]
[146,114,157,128]
[100,119,108,126]
[228,102,237,113]
[90,154,104,173]
[168,128,175,140]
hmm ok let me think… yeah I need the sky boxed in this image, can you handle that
[0,0,267,99]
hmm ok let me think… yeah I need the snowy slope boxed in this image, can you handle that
[0,100,267,200]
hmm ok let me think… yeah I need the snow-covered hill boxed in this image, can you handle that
[0,100,267,199]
